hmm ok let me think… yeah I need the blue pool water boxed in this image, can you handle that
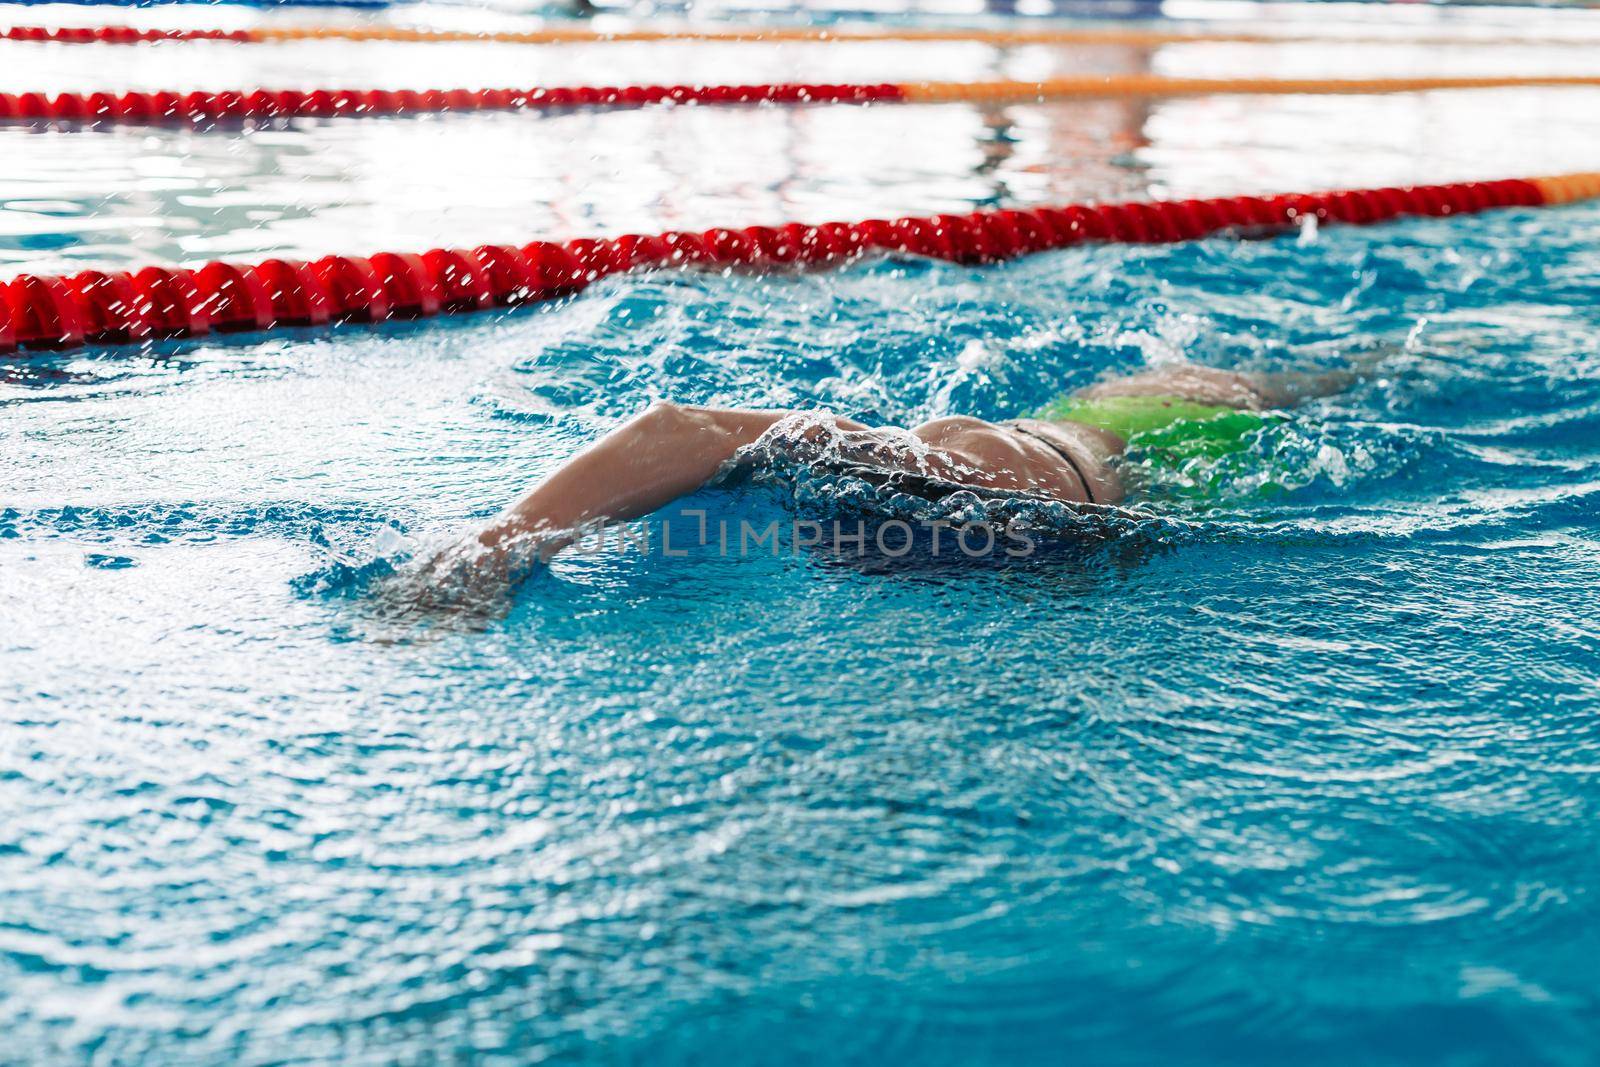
[5,193,1600,1062]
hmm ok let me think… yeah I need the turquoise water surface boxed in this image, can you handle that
[5,199,1600,1062]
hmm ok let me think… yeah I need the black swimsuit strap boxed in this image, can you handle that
[1005,423,1098,506]
[810,458,1061,509]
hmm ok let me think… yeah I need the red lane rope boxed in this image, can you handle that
[0,83,906,124]
[0,177,1553,356]
[7,23,1600,48]
[13,72,1600,126]
[1,26,252,44]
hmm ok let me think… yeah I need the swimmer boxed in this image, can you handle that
[413,361,1364,601]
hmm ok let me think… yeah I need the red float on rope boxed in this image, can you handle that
[5,274,85,348]
[65,270,153,343]
[194,263,266,331]
[311,256,390,323]
[368,253,442,318]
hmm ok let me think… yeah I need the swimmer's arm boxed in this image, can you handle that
[465,402,867,562]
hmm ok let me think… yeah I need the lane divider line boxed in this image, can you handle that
[5,75,1600,126]
[0,82,902,124]
[4,22,1598,48]
[3,173,1596,356]
[897,74,1600,101]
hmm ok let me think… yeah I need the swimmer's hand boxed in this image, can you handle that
[386,402,871,616]
[385,527,553,618]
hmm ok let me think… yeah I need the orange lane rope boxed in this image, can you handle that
[1529,172,1600,203]
[898,74,1600,102]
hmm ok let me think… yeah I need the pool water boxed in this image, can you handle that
[5,6,1600,1063]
